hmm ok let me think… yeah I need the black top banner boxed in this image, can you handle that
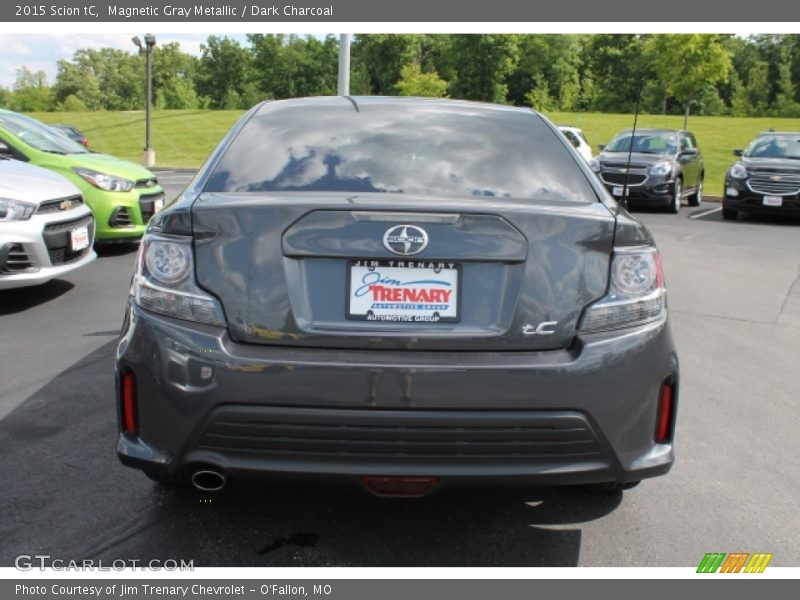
[3,0,800,22]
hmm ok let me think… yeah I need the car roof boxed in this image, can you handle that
[253,96,539,118]
[755,131,800,137]
[616,128,684,135]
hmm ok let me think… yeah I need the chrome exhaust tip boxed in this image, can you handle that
[191,469,227,492]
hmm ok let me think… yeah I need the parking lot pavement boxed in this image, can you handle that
[1,195,798,567]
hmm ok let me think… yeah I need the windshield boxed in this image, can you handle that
[745,136,800,159]
[206,101,597,203]
[0,112,89,155]
[605,132,677,155]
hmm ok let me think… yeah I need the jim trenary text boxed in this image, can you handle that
[16,584,334,597]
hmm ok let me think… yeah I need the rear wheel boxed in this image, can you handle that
[722,208,738,221]
[687,176,703,207]
[669,179,682,213]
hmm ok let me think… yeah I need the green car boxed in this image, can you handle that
[0,109,165,243]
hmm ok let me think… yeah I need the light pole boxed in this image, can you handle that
[132,34,156,167]
[338,34,351,96]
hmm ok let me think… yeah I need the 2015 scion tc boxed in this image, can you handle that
[116,97,679,496]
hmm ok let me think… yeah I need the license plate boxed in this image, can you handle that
[70,225,89,251]
[347,260,460,323]
[763,196,783,207]
[612,186,624,196]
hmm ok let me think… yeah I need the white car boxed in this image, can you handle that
[558,126,593,162]
[0,157,96,289]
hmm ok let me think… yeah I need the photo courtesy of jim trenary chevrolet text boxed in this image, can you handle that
[0,0,799,596]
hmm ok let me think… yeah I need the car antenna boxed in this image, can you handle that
[621,78,645,209]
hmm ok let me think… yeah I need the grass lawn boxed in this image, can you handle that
[29,109,800,196]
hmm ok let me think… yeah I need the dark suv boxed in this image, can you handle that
[723,132,800,220]
[590,129,704,213]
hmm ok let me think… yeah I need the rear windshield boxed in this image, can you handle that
[205,100,598,203]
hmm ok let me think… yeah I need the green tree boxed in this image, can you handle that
[581,34,646,113]
[196,36,253,109]
[744,61,770,115]
[447,35,519,103]
[395,63,448,97]
[10,67,53,112]
[352,34,419,95]
[645,34,732,127]
[773,46,800,116]
[152,42,200,109]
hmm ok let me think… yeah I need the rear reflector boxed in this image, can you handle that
[655,381,674,443]
[121,372,137,433]
[362,476,438,498]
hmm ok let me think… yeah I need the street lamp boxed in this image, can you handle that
[132,34,156,167]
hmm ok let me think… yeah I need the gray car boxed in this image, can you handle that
[116,97,679,497]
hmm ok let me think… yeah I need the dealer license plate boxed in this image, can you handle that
[347,260,460,323]
[70,225,89,251]
[763,196,783,207]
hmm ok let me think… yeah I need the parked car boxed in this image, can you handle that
[51,124,89,148]
[0,110,165,243]
[590,128,704,213]
[116,97,678,497]
[0,157,95,289]
[558,125,592,162]
[723,131,800,221]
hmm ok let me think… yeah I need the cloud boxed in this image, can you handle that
[0,33,250,88]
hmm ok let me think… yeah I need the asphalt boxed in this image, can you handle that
[1,179,798,567]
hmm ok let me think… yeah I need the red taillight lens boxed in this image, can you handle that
[655,381,674,443]
[121,372,137,433]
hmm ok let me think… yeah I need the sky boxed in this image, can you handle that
[0,33,251,89]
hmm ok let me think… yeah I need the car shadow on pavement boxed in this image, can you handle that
[0,279,75,316]
[94,242,140,258]
[0,339,622,569]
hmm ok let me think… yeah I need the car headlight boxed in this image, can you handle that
[579,246,666,333]
[132,234,226,326]
[648,161,672,177]
[589,158,602,173]
[73,167,134,192]
[0,198,36,221]
[729,163,747,179]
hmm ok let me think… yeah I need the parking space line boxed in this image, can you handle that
[689,206,722,219]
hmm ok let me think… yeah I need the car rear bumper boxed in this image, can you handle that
[116,302,679,488]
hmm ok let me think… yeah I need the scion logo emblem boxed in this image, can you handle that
[383,225,429,256]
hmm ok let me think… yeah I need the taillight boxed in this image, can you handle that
[121,371,137,433]
[655,380,675,443]
[580,245,667,333]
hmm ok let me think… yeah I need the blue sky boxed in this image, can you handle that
[0,33,251,89]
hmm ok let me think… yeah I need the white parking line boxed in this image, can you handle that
[689,206,722,219]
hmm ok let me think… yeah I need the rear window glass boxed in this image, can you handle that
[205,100,598,203]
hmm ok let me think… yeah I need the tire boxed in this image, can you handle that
[722,208,738,221]
[687,176,703,207]
[669,179,682,213]
[580,481,641,494]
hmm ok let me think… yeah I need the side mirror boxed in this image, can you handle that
[733,149,743,157]
[597,144,606,151]
[680,148,698,156]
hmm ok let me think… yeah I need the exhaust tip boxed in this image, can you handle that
[191,469,227,492]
